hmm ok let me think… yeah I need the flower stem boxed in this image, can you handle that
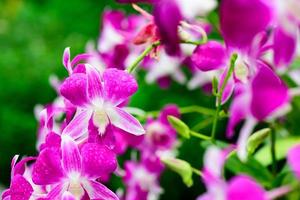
[192,167,202,177]
[179,105,215,116]
[270,129,277,174]
[190,130,211,140]
[127,41,160,74]
[211,54,237,142]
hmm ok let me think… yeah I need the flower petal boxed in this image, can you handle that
[62,191,76,200]
[83,180,119,200]
[103,69,138,105]
[45,183,68,200]
[60,73,89,107]
[191,41,227,71]
[227,175,266,200]
[32,148,64,185]
[153,0,182,55]
[81,143,117,178]
[61,135,82,174]
[220,0,272,49]
[158,104,180,125]
[86,64,103,103]
[10,175,33,200]
[226,85,250,138]
[287,144,300,179]
[63,47,71,74]
[107,107,145,136]
[250,64,289,120]
[273,27,297,68]
[62,110,91,140]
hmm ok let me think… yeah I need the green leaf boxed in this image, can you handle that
[168,116,190,139]
[254,136,300,166]
[247,128,270,155]
[161,157,193,187]
[225,152,273,188]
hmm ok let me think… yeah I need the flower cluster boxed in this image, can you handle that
[3,0,300,199]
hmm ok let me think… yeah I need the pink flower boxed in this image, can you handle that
[198,146,267,200]
[32,135,118,200]
[287,144,300,179]
[59,65,145,142]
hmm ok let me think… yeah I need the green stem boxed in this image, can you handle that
[270,129,277,174]
[211,54,238,142]
[127,41,160,74]
[192,117,214,131]
[192,167,202,177]
[190,130,211,140]
[145,105,215,119]
[179,106,215,116]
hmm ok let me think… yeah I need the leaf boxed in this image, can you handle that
[247,128,270,155]
[225,152,273,188]
[168,116,190,139]
[161,157,193,187]
[254,136,300,166]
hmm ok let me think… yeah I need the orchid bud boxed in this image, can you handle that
[168,116,190,139]
[247,128,270,155]
[161,157,193,187]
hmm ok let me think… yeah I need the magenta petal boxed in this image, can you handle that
[62,110,91,140]
[86,65,103,103]
[227,175,266,200]
[191,41,227,71]
[60,73,89,107]
[273,27,297,68]
[45,183,67,200]
[61,136,82,174]
[250,65,289,120]
[158,104,180,125]
[10,175,33,200]
[103,69,138,105]
[220,0,272,49]
[287,144,300,179]
[153,0,182,56]
[226,87,250,138]
[32,148,64,185]
[219,69,235,104]
[62,191,76,200]
[63,47,71,74]
[81,143,117,178]
[84,180,119,200]
[107,107,145,136]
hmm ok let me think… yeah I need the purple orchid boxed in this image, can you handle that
[59,64,145,142]
[271,0,300,68]
[2,156,40,200]
[198,146,290,200]
[288,144,300,179]
[122,160,162,200]
[32,135,118,200]
[139,104,180,153]
[227,65,290,160]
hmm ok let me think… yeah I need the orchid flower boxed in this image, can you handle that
[60,64,145,142]
[122,161,163,200]
[32,135,118,200]
[271,0,300,68]
[2,156,38,200]
[198,146,289,200]
[288,144,300,179]
[227,65,290,161]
